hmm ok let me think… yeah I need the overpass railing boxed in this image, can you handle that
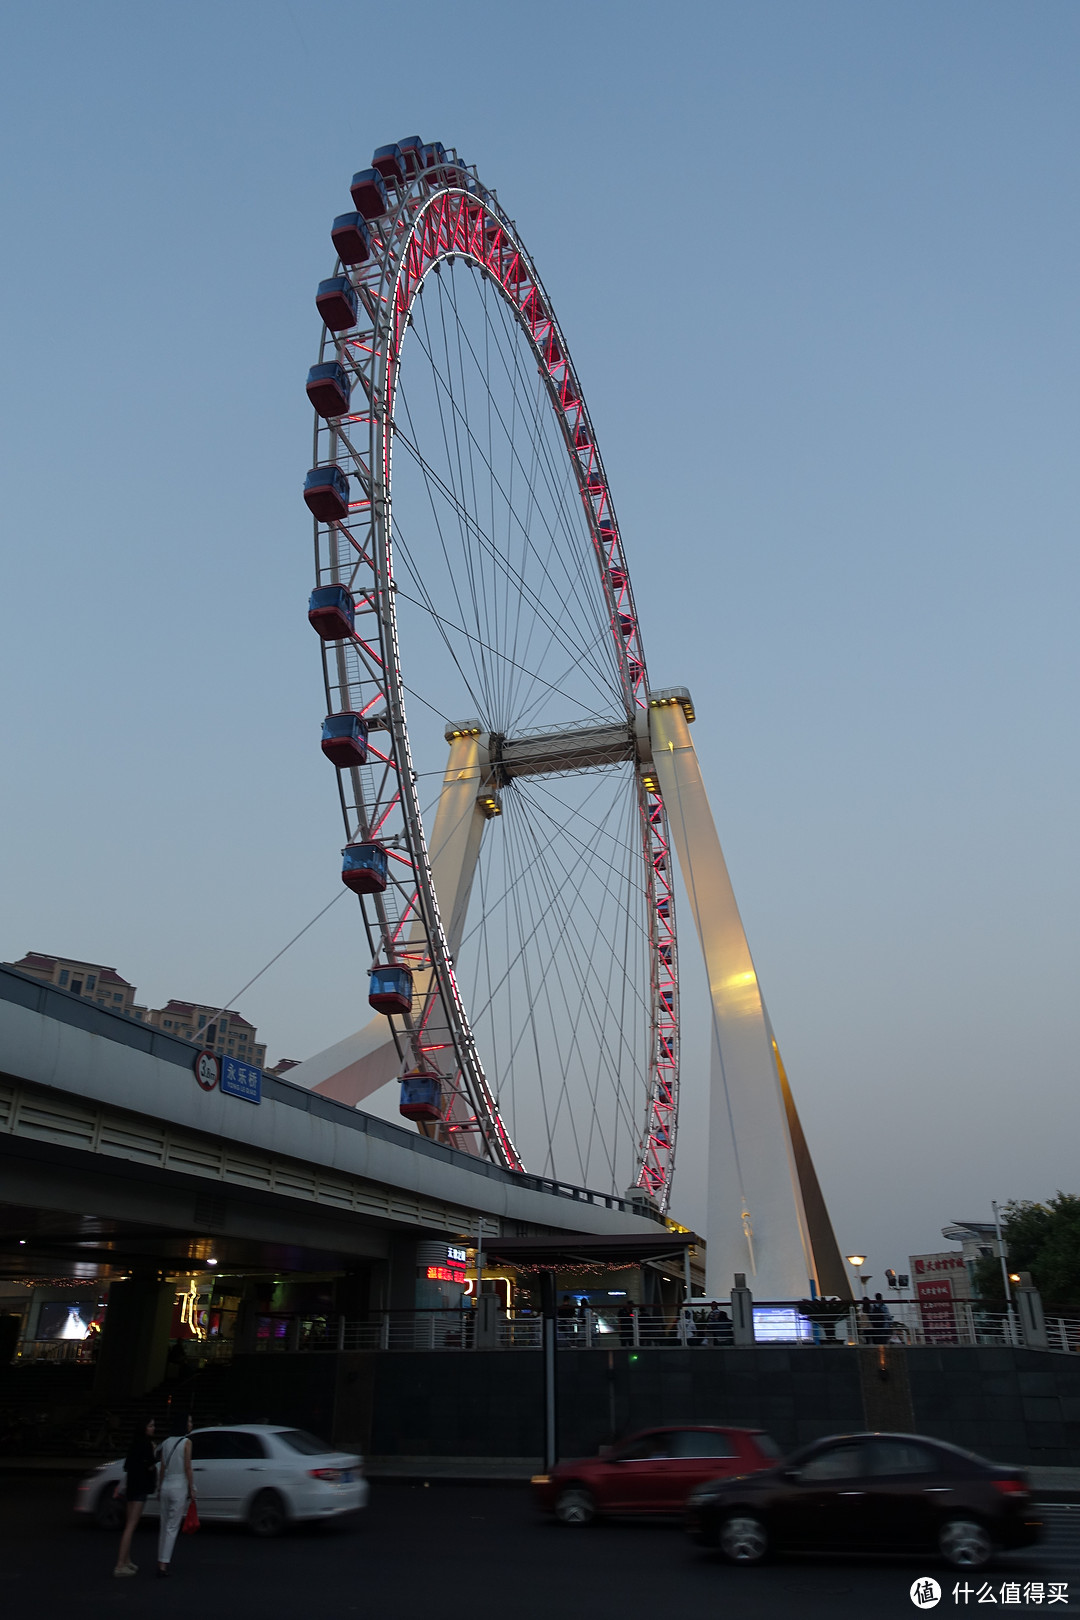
[235,1302,1080,1355]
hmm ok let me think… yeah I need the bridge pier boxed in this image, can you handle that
[94,1275,175,1400]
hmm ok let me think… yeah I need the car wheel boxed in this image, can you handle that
[247,1489,288,1538]
[718,1512,769,1565]
[93,1484,125,1532]
[939,1518,993,1569]
[555,1487,597,1527]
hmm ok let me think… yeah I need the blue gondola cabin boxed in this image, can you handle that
[306,362,352,419]
[368,964,413,1016]
[308,584,354,640]
[400,1069,442,1122]
[321,713,368,768]
[350,167,390,221]
[340,841,388,894]
[315,276,359,333]
[303,464,350,522]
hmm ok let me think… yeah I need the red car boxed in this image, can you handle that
[532,1426,781,1525]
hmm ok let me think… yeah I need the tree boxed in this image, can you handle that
[972,1194,1080,1308]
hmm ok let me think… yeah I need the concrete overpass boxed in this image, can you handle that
[0,965,682,1389]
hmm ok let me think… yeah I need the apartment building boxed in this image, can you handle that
[8,952,267,1068]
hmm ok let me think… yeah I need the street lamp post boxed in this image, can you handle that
[845,1255,867,1345]
[845,1254,868,1296]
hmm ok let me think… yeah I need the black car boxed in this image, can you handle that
[686,1432,1042,1570]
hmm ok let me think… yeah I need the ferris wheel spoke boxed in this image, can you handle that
[393,416,619,711]
[503,796,639,1187]
[403,294,622,707]
[447,273,615,694]
[494,788,643,1105]
[511,787,648,1103]
[390,558,618,725]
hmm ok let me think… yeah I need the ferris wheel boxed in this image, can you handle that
[301,138,680,1210]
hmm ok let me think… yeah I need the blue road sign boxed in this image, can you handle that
[220,1058,262,1104]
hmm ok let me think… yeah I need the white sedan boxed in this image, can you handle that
[75,1423,368,1536]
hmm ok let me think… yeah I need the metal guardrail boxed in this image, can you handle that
[13,1340,88,1364]
[228,1303,1080,1354]
[15,1304,1077,1362]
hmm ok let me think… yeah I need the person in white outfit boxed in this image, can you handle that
[156,1413,196,1577]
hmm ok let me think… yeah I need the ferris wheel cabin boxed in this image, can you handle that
[305,362,352,419]
[391,136,425,178]
[321,713,368,768]
[315,276,359,333]
[303,465,350,521]
[330,212,371,267]
[371,143,406,187]
[399,1069,443,1123]
[340,841,388,894]
[308,585,354,640]
[368,964,413,1016]
[349,168,390,221]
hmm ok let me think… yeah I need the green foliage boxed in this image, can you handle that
[972,1195,1080,1307]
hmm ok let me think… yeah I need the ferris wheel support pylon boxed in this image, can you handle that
[646,692,847,1300]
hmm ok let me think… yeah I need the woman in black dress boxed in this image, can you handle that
[114,1415,157,1577]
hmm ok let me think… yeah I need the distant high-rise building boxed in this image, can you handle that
[6,952,267,1068]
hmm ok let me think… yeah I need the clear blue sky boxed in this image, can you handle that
[1,1,1077,1280]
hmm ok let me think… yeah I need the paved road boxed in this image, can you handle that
[1,1475,1077,1620]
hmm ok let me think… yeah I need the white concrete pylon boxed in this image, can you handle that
[648,695,819,1300]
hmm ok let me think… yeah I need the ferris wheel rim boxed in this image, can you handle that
[309,148,680,1208]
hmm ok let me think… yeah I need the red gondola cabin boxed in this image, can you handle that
[303,465,350,521]
[368,964,413,1016]
[341,841,388,894]
[400,1069,442,1122]
[315,276,359,332]
[306,362,352,419]
[331,212,371,267]
[321,713,368,768]
[308,584,354,640]
[397,135,424,177]
[372,144,406,187]
[350,167,390,221]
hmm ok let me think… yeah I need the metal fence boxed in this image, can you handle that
[13,1302,1078,1363]
[236,1302,1080,1355]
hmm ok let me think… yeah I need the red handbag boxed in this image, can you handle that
[181,1500,200,1534]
